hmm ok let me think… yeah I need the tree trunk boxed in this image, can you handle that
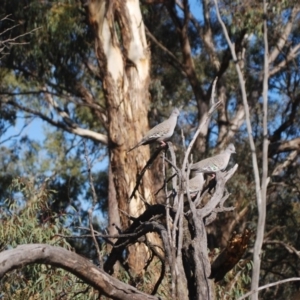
[87,0,159,276]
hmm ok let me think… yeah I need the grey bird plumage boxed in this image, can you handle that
[186,172,204,196]
[128,108,180,152]
[167,172,204,200]
[190,144,236,174]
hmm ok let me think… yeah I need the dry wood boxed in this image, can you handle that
[0,244,159,300]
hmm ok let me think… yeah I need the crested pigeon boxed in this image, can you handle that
[190,144,236,175]
[128,108,180,152]
[186,172,204,197]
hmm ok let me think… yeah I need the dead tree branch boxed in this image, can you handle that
[129,147,164,199]
[4,99,108,144]
[238,277,300,300]
[213,1,270,298]
[0,244,159,300]
[104,204,172,275]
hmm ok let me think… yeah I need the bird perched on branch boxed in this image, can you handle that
[168,172,203,195]
[186,172,204,197]
[190,144,236,177]
[128,108,180,152]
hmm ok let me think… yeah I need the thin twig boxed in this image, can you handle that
[237,277,300,300]
[0,117,33,145]
[264,240,300,259]
[175,77,220,251]
[145,26,185,72]
[181,77,219,171]
[129,146,163,200]
[154,173,177,196]
[164,156,181,176]
[84,143,103,266]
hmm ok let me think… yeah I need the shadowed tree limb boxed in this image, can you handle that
[129,146,167,200]
[104,204,173,275]
[0,244,159,300]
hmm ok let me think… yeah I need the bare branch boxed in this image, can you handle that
[250,1,270,297]
[74,83,108,127]
[272,150,298,176]
[238,277,300,300]
[0,15,41,59]
[4,99,108,144]
[175,0,220,70]
[264,240,300,260]
[0,117,33,145]
[218,104,246,149]
[213,1,269,298]
[268,5,300,64]
[182,78,220,171]
[103,205,172,275]
[162,157,176,299]
[269,43,300,76]
[129,147,164,199]
[145,26,185,72]
[166,1,205,103]
[172,80,224,299]
[84,143,103,266]
[269,138,300,154]
[228,204,250,235]
[0,244,159,300]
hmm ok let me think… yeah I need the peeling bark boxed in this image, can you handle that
[86,0,159,276]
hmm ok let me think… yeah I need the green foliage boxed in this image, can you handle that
[214,260,252,299]
[0,177,100,299]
